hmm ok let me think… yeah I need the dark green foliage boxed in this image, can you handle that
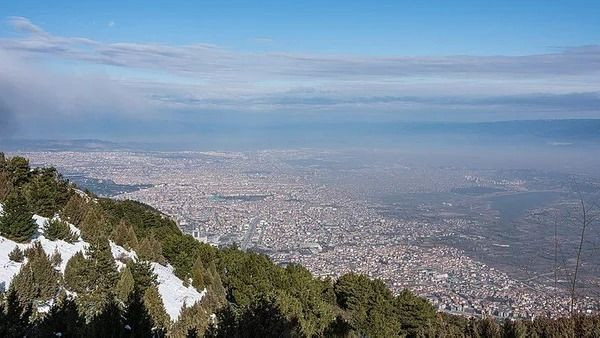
[23,167,73,218]
[65,237,120,320]
[214,248,335,336]
[468,317,502,338]
[0,290,33,337]
[0,152,11,200]
[128,260,158,294]
[137,234,167,265]
[9,242,60,305]
[0,170,12,202]
[143,285,170,331]
[8,245,24,262]
[0,190,37,242]
[37,297,85,337]
[87,236,120,295]
[63,251,90,293]
[85,298,126,337]
[111,219,139,250]
[123,290,155,337]
[0,155,72,217]
[395,288,437,334]
[171,302,211,337]
[43,218,78,242]
[209,295,301,338]
[116,265,135,304]
[60,193,89,226]
[334,273,401,337]
[4,156,30,187]
[79,204,111,241]
[216,246,284,307]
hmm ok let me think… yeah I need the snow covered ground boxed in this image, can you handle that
[0,204,205,321]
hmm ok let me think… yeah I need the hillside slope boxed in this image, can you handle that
[0,205,204,321]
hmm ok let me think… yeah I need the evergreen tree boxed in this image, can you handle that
[123,290,154,337]
[334,273,401,337]
[8,242,60,305]
[37,296,85,337]
[143,285,170,331]
[116,265,135,304]
[5,156,30,187]
[79,204,110,241]
[0,290,33,337]
[87,236,120,297]
[502,318,528,338]
[137,235,167,265]
[171,302,212,337]
[23,167,72,218]
[191,256,206,290]
[0,190,37,243]
[111,219,139,250]
[129,260,158,294]
[61,193,88,226]
[43,218,78,242]
[394,288,437,335]
[232,296,300,338]
[64,251,90,293]
[85,298,125,337]
[8,245,24,262]
[0,170,12,202]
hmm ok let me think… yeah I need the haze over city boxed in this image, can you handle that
[0,1,599,333]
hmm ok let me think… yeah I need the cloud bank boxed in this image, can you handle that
[0,16,599,141]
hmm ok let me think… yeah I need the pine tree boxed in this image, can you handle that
[6,156,30,187]
[23,167,72,218]
[61,193,88,226]
[0,170,13,202]
[171,302,211,337]
[9,242,60,305]
[43,218,78,242]
[137,235,167,264]
[79,205,110,241]
[143,285,170,331]
[124,289,154,337]
[64,251,90,293]
[0,290,33,337]
[37,296,86,337]
[116,265,135,304]
[111,219,139,250]
[85,298,125,337]
[8,245,24,262]
[191,256,206,290]
[0,190,37,243]
[87,237,119,297]
[129,260,158,294]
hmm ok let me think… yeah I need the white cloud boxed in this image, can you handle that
[0,15,599,139]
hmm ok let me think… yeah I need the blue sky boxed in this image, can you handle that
[2,1,600,55]
[0,1,599,143]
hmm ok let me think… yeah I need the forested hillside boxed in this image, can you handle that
[0,152,599,337]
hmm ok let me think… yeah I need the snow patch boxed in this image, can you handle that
[0,204,206,320]
[152,262,206,321]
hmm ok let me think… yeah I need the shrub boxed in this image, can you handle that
[8,246,24,262]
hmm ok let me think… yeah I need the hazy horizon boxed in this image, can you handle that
[1,1,599,145]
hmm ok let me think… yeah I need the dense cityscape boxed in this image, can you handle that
[18,150,600,320]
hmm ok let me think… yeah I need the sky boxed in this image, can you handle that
[0,1,599,144]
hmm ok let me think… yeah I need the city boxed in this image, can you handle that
[18,150,600,319]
